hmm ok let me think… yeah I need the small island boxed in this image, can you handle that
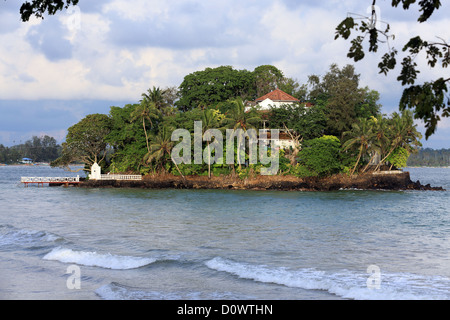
[79,171,444,192]
[49,64,444,191]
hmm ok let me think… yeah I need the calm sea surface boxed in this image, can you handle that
[0,165,449,300]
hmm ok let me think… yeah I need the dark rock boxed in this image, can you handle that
[78,171,445,192]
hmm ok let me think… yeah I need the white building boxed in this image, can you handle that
[254,88,300,111]
[250,89,304,150]
[90,162,102,180]
[21,157,33,164]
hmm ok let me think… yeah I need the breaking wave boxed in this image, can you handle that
[205,257,450,300]
[43,247,157,270]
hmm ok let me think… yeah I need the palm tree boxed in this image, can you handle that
[222,97,261,131]
[361,115,388,172]
[222,98,261,170]
[342,117,375,175]
[131,99,160,154]
[141,86,169,115]
[201,109,221,178]
[374,110,422,171]
[145,126,185,179]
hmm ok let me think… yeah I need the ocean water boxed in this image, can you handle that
[0,165,449,300]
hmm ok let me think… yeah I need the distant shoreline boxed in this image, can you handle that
[0,163,50,166]
[406,166,450,168]
[0,163,85,167]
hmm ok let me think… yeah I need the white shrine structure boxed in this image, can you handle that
[89,162,142,181]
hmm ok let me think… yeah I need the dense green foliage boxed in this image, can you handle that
[50,63,424,177]
[297,135,344,177]
[176,66,256,111]
[268,103,327,141]
[307,64,381,136]
[342,110,422,173]
[106,104,148,173]
[175,65,306,112]
[0,135,61,164]
[51,113,112,170]
[386,147,410,169]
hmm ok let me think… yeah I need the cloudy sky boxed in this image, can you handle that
[0,0,449,148]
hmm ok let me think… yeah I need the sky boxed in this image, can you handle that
[0,0,449,148]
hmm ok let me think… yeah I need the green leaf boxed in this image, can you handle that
[378,50,398,75]
[335,17,356,40]
[348,36,365,62]
[397,56,419,85]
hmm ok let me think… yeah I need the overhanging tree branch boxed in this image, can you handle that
[335,0,449,139]
[18,0,79,21]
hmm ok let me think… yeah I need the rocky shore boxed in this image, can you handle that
[79,171,445,191]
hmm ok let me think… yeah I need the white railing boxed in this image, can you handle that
[21,176,80,183]
[98,174,142,181]
[372,170,404,175]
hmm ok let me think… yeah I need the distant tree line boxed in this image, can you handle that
[407,148,450,167]
[0,135,61,164]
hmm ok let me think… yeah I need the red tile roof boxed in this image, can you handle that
[255,89,300,102]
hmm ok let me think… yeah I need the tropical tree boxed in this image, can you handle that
[51,113,112,171]
[386,147,410,170]
[222,97,261,131]
[268,103,327,141]
[253,65,285,98]
[222,98,261,170]
[140,86,177,116]
[201,109,222,178]
[145,126,184,179]
[362,114,389,172]
[298,135,343,177]
[131,98,160,154]
[375,110,422,170]
[107,104,148,173]
[307,64,381,136]
[142,87,165,107]
[176,66,256,111]
[342,117,376,175]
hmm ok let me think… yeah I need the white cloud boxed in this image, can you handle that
[1,0,448,102]
[103,0,169,22]
[0,0,449,147]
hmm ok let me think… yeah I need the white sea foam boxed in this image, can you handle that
[95,283,183,300]
[43,247,156,270]
[95,282,252,300]
[205,257,450,300]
